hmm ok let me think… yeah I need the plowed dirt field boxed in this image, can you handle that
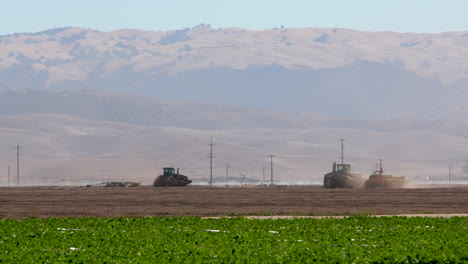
[1,186,468,219]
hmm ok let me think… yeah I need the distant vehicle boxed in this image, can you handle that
[364,159,406,188]
[323,139,363,188]
[86,182,140,187]
[324,162,363,188]
[154,167,192,187]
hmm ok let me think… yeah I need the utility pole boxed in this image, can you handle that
[379,159,384,175]
[449,164,452,184]
[268,155,275,186]
[16,142,20,187]
[262,166,266,186]
[340,139,344,164]
[8,165,10,186]
[208,138,215,187]
[225,165,229,188]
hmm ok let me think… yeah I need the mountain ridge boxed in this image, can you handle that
[1,26,468,118]
[2,25,468,82]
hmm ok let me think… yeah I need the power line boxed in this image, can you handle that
[2,153,465,164]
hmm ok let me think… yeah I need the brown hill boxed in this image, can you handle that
[1,25,468,84]
[1,26,468,118]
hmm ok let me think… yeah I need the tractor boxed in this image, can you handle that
[364,159,406,188]
[324,162,364,188]
[154,167,192,187]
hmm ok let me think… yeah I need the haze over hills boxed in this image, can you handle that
[0,90,467,186]
[0,89,466,134]
[1,26,468,185]
[1,111,467,186]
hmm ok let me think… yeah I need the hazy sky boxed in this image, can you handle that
[2,0,468,35]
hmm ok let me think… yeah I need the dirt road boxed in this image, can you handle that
[1,186,468,219]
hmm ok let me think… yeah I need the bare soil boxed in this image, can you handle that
[1,186,468,219]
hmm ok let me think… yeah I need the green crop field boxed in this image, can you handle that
[1,216,468,263]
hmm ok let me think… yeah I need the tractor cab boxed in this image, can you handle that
[163,167,176,176]
[337,164,351,174]
[332,162,351,174]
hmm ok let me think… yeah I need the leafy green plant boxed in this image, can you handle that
[1,216,468,263]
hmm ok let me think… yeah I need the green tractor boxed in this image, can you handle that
[323,139,363,188]
[154,167,192,187]
[324,162,363,188]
